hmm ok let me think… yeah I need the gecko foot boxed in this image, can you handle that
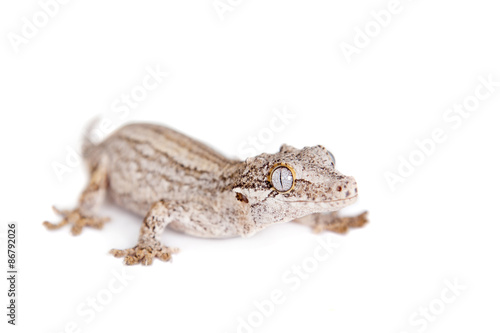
[110,243,180,266]
[314,211,369,234]
[43,206,111,236]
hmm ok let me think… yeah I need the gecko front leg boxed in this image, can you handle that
[110,200,180,266]
[293,211,368,234]
[43,162,110,235]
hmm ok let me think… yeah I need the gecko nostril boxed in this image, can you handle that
[336,186,342,192]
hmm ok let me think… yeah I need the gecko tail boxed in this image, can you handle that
[82,117,103,162]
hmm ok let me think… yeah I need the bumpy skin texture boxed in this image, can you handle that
[44,123,368,265]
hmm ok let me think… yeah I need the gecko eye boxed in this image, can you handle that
[269,163,296,193]
[327,151,336,168]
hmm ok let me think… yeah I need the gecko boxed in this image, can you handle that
[44,122,368,265]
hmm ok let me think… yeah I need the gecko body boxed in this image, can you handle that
[45,122,367,265]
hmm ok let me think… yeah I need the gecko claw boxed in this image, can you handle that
[110,244,179,266]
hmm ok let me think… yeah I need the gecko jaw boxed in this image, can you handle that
[275,194,358,204]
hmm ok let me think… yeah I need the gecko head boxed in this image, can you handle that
[232,144,359,225]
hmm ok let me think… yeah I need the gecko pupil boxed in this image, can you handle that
[271,166,293,192]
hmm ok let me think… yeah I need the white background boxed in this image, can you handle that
[1,1,499,332]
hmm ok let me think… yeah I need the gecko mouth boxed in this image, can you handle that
[276,194,358,204]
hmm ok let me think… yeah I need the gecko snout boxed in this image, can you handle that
[336,176,358,199]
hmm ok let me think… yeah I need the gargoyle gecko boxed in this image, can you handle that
[44,122,368,265]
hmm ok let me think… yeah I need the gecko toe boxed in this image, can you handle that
[348,211,369,228]
[313,211,369,234]
[43,219,69,230]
